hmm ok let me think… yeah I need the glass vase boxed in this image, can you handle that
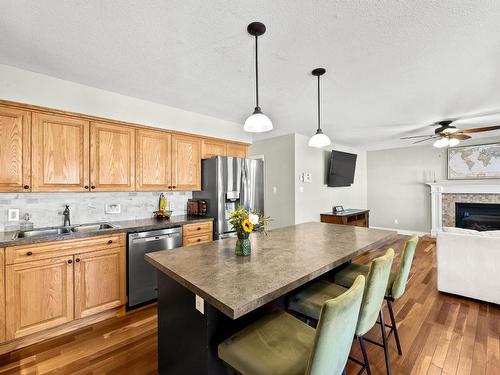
[235,232,251,256]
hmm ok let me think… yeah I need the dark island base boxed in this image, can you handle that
[157,271,286,374]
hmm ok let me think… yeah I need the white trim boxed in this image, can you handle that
[369,226,429,237]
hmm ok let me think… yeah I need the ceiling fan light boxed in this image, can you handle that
[433,138,449,148]
[244,110,273,133]
[308,129,331,148]
[448,138,460,147]
[442,126,459,134]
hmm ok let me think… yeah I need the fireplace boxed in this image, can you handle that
[455,202,500,231]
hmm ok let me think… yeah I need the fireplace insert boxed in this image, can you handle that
[455,202,500,231]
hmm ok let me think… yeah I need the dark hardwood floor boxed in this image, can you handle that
[0,235,498,374]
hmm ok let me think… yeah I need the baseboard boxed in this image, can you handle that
[369,226,430,237]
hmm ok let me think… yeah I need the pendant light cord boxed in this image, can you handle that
[255,35,259,108]
[317,75,321,131]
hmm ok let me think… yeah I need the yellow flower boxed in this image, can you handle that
[242,219,254,233]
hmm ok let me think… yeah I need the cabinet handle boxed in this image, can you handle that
[26,251,33,256]
[91,186,96,190]
[84,185,89,189]
[172,186,177,189]
[75,258,80,263]
[197,227,201,231]
[23,185,30,189]
[108,240,113,244]
[197,238,201,242]
[67,259,73,264]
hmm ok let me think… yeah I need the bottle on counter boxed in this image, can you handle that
[159,193,167,212]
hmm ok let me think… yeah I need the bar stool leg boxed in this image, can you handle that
[379,310,392,375]
[358,336,371,375]
[387,299,403,355]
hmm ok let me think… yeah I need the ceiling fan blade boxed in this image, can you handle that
[400,135,433,139]
[451,134,472,140]
[462,125,500,134]
[413,137,435,144]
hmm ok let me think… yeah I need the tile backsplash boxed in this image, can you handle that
[0,191,191,231]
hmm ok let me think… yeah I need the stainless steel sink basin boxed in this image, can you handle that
[17,227,71,238]
[15,223,117,238]
[70,223,116,233]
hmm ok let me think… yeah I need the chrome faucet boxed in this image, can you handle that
[63,205,71,227]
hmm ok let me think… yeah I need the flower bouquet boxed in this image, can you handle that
[228,207,269,256]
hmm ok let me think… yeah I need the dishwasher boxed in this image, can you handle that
[127,226,183,308]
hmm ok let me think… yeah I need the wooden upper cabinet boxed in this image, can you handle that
[90,122,135,191]
[136,129,172,191]
[226,143,248,158]
[5,256,74,340]
[74,247,126,319]
[201,139,226,159]
[32,113,89,192]
[0,106,31,192]
[171,134,201,191]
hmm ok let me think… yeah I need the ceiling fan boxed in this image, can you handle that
[400,118,500,148]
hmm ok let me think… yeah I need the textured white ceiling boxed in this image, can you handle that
[1,0,500,149]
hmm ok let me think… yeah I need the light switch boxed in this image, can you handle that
[272,186,277,193]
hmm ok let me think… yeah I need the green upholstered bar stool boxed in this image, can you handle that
[288,248,395,375]
[334,235,418,355]
[218,275,365,375]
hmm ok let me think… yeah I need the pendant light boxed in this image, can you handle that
[308,68,332,148]
[244,22,273,133]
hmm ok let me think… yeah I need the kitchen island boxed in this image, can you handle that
[146,222,397,374]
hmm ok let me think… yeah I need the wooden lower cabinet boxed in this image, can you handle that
[74,247,126,319]
[2,234,126,344]
[5,256,74,340]
[183,221,213,246]
[0,248,5,342]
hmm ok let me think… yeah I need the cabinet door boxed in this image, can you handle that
[136,129,172,191]
[226,143,248,158]
[5,256,74,340]
[74,247,126,319]
[201,139,226,159]
[0,106,31,192]
[171,134,201,191]
[90,122,135,191]
[32,113,90,192]
[0,248,5,342]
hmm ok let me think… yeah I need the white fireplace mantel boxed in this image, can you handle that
[426,180,500,235]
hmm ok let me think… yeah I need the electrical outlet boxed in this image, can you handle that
[195,295,205,314]
[394,219,399,225]
[7,208,19,221]
[272,186,277,193]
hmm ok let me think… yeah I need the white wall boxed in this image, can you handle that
[249,135,295,229]
[0,64,251,143]
[294,134,367,223]
[250,133,368,227]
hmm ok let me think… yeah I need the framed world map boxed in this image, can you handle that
[448,142,500,180]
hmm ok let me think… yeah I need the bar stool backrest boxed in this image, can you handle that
[356,248,395,337]
[391,235,418,300]
[306,275,365,375]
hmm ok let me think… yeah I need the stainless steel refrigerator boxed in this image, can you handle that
[193,156,264,239]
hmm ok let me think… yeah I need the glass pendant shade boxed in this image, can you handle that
[433,137,449,148]
[308,129,331,148]
[448,137,460,147]
[244,108,273,133]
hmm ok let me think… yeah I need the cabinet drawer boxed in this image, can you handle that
[6,233,124,265]
[183,221,213,237]
[183,233,212,247]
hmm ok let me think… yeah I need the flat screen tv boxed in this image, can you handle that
[327,150,357,187]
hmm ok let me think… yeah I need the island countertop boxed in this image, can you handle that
[145,222,397,319]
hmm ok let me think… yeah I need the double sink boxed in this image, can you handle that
[15,223,118,239]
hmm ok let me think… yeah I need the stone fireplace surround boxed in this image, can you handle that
[426,181,500,236]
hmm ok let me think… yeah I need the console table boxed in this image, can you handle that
[320,209,370,227]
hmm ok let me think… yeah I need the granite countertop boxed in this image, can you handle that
[145,222,397,319]
[0,215,214,247]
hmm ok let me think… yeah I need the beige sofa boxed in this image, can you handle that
[436,227,500,304]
